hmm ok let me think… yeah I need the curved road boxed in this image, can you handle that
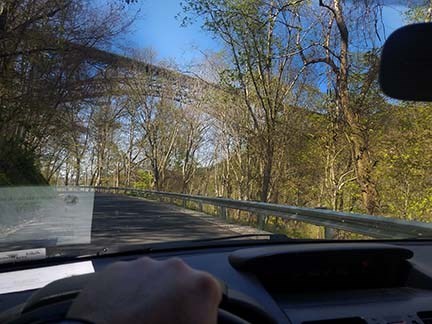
[0,192,239,252]
[91,193,237,246]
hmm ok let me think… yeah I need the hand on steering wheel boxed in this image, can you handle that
[6,257,277,324]
[67,257,221,324]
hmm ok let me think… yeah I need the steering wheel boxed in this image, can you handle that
[3,272,277,324]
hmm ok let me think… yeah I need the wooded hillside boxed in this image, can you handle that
[1,0,431,233]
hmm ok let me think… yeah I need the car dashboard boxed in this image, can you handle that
[1,241,432,324]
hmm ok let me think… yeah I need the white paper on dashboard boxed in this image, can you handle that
[0,248,46,264]
[0,261,94,295]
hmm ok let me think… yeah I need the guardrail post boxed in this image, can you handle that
[198,202,203,212]
[219,206,227,220]
[182,198,186,208]
[257,214,265,230]
[324,227,337,239]
[315,206,337,239]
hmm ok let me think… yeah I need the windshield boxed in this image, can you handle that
[1,0,431,257]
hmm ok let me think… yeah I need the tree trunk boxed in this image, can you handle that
[65,163,70,186]
[115,162,120,187]
[74,158,81,186]
[347,124,378,214]
[126,158,132,187]
[334,0,378,215]
[152,165,160,191]
[260,141,273,202]
[181,180,188,194]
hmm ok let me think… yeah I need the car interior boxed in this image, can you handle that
[1,21,432,324]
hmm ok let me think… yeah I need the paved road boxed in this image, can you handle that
[0,193,238,252]
[91,193,236,246]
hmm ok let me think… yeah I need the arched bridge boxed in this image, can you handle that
[60,43,215,102]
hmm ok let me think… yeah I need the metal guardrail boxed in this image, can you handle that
[82,186,432,239]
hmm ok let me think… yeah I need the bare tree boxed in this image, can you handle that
[182,0,307,202]
[297,0,383,214]
[175,104,209,193]
[125,54,182,190]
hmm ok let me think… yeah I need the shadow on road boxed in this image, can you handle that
[90,193,236,246]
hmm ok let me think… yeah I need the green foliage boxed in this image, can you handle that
[133,170,154,190]
[405,2,432,23]
[373,103,432,221]
[0,140,47,186]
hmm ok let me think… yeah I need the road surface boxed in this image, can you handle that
[91,193,237,246]
[0,192,241,252]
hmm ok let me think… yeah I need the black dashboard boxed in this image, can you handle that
[1,241,432,324]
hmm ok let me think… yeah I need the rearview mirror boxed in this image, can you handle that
[379,23,432,101]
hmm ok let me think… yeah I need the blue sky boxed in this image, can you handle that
[114,1,408,68]
[119,0,220,67]
[381,4,408,36]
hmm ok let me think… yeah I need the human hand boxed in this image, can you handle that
[67,257,222,324]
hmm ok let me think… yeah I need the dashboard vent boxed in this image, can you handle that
[418,311,432,324]
[303,317,367,324]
